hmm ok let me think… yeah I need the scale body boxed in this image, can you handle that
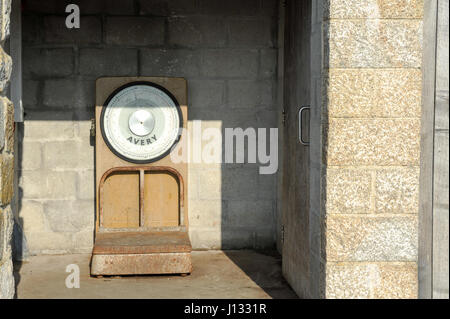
[90,77,191,276]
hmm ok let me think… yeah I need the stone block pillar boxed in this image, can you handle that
[321,0,423,298]
[0,0,14,299]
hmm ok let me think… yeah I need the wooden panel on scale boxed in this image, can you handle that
[143,172,179,227]
[102,172,140,228]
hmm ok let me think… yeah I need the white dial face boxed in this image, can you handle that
[101,83,182,163]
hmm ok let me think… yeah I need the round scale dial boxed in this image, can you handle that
[101,82,182,163]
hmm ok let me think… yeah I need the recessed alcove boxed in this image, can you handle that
[12,0,319,298]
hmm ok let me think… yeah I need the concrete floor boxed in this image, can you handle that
[14,250,298,299]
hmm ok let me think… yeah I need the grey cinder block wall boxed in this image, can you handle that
[17,0,279,256]
[0,0,15,299]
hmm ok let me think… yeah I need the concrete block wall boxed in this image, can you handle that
[17,0,279,256]
[0,0,14,299]
[321,0,423,298]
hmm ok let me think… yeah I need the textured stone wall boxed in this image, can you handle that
[0,0,14,299]
[321,0,423,298]
[17,0,279,255]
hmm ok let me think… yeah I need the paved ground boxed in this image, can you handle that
[14,250,298,299]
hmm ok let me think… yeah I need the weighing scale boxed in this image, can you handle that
[90,77,191,276]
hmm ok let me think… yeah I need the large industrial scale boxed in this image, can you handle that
[90,77,191,276]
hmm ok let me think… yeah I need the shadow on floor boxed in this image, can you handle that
[12,260,23,299]
[223,250,298,299]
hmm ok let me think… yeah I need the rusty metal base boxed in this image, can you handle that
[90,252,192,276]
[90,231,192,276]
